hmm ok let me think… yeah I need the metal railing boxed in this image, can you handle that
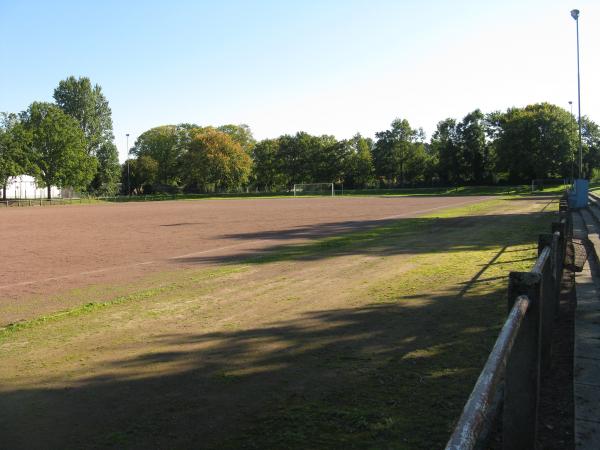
[446,197,570,450]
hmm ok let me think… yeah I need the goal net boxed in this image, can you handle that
[293,183,335,197]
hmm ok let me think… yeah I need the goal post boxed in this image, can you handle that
[293,183,335,197]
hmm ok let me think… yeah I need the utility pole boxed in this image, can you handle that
[571,9,583,178]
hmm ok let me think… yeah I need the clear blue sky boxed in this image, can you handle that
[1,0,598,162]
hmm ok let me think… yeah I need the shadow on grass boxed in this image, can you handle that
[0,286,508,450]
[172,210,557,266]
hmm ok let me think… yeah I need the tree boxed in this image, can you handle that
[0,113,27,200]
[182,129,251,192]
[494,103,574,182]
[53,76,119,194]
[122,156,159,195]
[581,116,600,179]
[344,134,375,188]
[53,76,113,154]
[373,118,424,185]
[277,132,320,187]
[251,138,285,191]
[130,125,184,187]
[310,135,350,184]
[217,124,256,154]
[456,109,488,183]
[430,118,460,184]
[92,141,121,195]
[22,102,96,199]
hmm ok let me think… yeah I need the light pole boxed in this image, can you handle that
[569,100,574,183]
[126,133,130,196]
[571,9,583,178]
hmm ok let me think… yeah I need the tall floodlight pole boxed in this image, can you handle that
[571,9,583,178]
[126,133,130,196]
[569,101,574,182]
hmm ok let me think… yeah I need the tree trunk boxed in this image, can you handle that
[2,184,6,201]
[47,185,51,200]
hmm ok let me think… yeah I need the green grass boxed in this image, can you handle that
[244,197,540,265]
[0,266,247,341]
[220,203,557,449]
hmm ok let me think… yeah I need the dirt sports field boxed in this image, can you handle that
[0,195,558,449]
[0,196,487,325]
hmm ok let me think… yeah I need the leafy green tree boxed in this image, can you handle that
[456,109,488,183]
[275,132,349,187]
[404,141,429,183]
[277,132,319,186]
[251,138,285,191]
[494,103,574,182]
[122,156,159,195]
[182,129,251,192]
[431,118,460,184]
[53,76,119,194]
[53,76,114,153]
[217,124,256,154]
[581,116,600,179]
[0,113,27,199]
[344,134,375,188]
[311,135,349,183]
[373,118,424,185]
[22,102,96,199]
[91,141,120,195]
[130,125,183,186]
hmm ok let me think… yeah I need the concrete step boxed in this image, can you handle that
[580,209,600,265]
[573,210,589,272]
[573,208,600,449]
[588,203,600,226]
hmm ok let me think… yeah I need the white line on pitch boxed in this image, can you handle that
[0,241,265,290]
[377,197,486,220]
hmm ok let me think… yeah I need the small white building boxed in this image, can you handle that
[4,175,62,199]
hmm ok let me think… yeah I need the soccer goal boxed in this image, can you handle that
[293,183,335,197]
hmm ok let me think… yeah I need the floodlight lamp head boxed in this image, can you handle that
[571,9,579,20]
[569,101,573,105]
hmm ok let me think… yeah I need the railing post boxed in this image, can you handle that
[552,221,567,277]
[551,232,561,317]
[504,271,542,450]
[537,235,554,371]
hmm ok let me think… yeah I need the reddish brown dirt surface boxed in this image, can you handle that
[0,196,487,325]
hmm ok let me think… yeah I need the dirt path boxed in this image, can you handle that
[0,196,487,325]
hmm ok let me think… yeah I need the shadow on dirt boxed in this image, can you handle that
[171,210,556,266]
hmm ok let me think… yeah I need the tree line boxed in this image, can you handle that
[125,103,600,195]
[0,76,119,199]
[3,76,599,199]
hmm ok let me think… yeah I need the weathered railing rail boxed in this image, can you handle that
[446,197,570,450]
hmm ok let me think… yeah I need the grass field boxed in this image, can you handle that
[0,195,558,449]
